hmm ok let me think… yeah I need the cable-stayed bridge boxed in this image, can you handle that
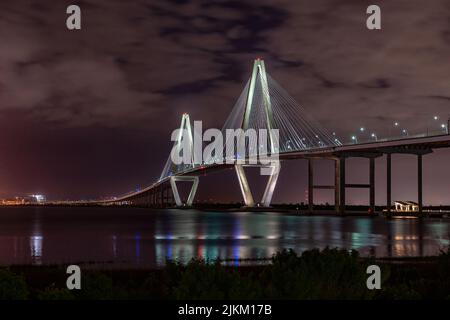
[95,59,450,214]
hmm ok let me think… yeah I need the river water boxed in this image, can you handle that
[0,207,449,268]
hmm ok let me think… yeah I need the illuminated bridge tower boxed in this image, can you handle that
[223,58,339,207]
[234,58,281,207]
[160,113,199,207]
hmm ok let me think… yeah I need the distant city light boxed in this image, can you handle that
[31,194,45,203]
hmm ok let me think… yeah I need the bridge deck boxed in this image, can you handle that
[282,133,450,159]
[101,134,450,204]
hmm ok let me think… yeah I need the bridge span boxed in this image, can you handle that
[93,59,450,215]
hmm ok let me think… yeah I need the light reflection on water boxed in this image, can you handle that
[0,207,449,268]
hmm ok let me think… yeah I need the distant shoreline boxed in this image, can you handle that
[1,254,444,270]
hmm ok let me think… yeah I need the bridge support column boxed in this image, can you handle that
[336,155,378,214]
[162,186,167,207]
[383,149,431,216]
[308,158,341,214]
[160,188,164,207]
[235,163,280,207]
[308,159,314,212]
[338,157,346,214]
[169,176,199,207]
[386,154,392,214]
[235,164,255,207]
[159,185,164,207]
[334,158,341,213]
[262,165,280,207]
[165,184,172,207]
[370,157,375,213]
[418,154,423,215]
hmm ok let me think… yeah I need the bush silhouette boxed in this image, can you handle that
[262,248,377,299]
[77,272,113,300]
[162,248,384,300]
[170,258,251,299]
[3,247,449,300]
[0,269,29,300]
[37,287,75,300]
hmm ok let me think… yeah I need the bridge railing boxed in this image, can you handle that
[346,129,448,146]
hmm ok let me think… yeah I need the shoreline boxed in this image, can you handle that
[1,254,445,271]
[1,204,450,218]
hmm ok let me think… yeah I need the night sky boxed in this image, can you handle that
[1,0,450,205]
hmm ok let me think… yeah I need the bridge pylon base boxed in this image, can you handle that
[235,163,281,207]
[169,176,199,207]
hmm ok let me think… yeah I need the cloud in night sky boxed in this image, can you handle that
[0,0,450,204]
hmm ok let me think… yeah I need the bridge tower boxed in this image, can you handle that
[235,58,281,207]
[161,113,199,207]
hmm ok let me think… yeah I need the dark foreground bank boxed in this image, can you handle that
[1,247,450,300]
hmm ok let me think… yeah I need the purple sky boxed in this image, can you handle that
[1,0,450,204]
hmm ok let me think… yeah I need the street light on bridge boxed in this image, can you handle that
[351,135,358,144]
[393,122,400,138]
[371,133,378,141]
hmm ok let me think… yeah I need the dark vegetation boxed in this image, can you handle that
[1,248,450,300]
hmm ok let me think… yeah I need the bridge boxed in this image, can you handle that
[97,59,450,215]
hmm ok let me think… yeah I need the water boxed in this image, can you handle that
[0,206,449,268]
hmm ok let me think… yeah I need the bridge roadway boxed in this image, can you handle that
[97,133,450,213]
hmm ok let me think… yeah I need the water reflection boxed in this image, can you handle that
[30,211,43,265]
[30,235,43,265]
[0,207,449,267]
